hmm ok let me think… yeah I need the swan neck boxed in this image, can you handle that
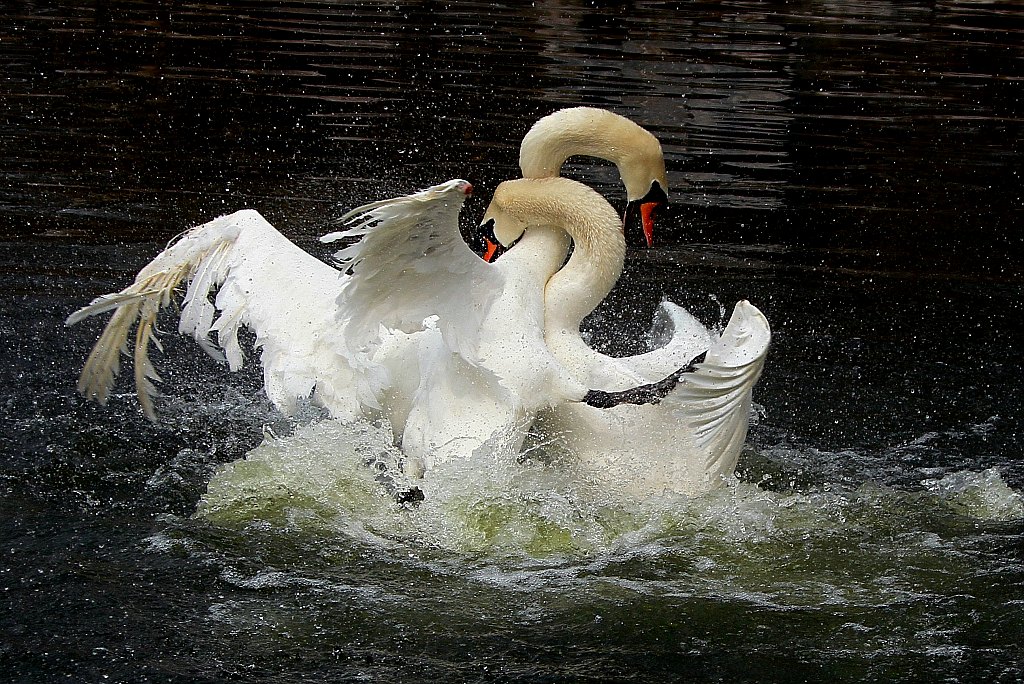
[519,107,666,201]
[497,225,570,285]
[486,177,626,335]
[544,215,625,336]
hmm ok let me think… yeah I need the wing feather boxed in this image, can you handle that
[668,300,771,479]
[322,179,501,365]
[67,209,352,420]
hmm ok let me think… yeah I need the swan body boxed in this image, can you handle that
[325,177,690,474]
[485,177,770,497]
[543,302,770,498]
[67,179,677,480]
[319,179,611,474]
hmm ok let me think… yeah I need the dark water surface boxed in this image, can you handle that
[2,2,1023,683]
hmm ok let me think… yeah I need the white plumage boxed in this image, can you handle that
[68,107,772,497]
[67,180,648,478]
[68,209,355,420]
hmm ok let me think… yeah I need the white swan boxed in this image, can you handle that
[67,179,680,482]
[68,107,768,496]
[495,109,774,497]
[66,107,662,420]
[484,178,770,497]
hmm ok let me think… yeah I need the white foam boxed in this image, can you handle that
[923,468,1024,521]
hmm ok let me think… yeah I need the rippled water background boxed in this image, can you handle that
[2,2,1023,682]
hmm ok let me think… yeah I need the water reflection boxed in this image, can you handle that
[3,1,1021,278]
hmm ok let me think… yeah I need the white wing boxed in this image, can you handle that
[537,300,769,498]
[668,300,771,482]
[322,179,501,364]
[67,209,356,420]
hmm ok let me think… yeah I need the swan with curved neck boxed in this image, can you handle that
[519,107,669,245]
[491,111,771,497]
[484,176,769,497]
[66,107,764,498]
[67,176,688,492]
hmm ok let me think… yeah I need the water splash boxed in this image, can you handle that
[194,418,1023,568]
[142,419,1024,681]
[923,468,1024,522]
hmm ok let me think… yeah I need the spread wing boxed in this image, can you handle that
[67,209,356,419]
[321,179,502,364]
[668,300,771,481]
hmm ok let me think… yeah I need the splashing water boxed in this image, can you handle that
[923,468,1024,522]
[195,417,1023,580]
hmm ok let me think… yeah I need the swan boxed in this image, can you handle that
[500,108,771,495]
[518,106,669,245]
[67,107,767,496]
[484,177,770,497]
[319,179,683,476]
[485,179,770,493]
[67,179,683,483]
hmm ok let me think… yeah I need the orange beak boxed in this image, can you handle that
[640,202,658,247]
[483,238,500,263]
[624,180,667,249]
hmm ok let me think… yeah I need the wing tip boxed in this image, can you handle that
[330,178,473,236]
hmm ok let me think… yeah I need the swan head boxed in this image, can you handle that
[519,107,669,246]
[481,200,528,250]
[481,177,622,257]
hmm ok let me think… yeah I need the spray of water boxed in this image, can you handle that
[194,417,1024,566]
